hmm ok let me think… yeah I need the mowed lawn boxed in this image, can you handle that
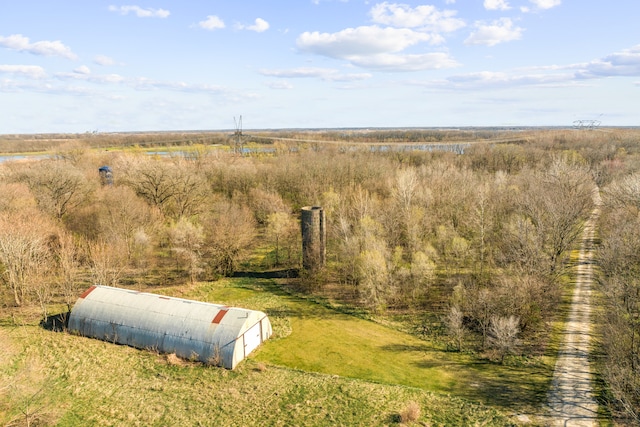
[174,278,554,413]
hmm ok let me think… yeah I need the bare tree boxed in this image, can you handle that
[386,166,430,252]
[97,185,156,262]
[266,212,298,267]
[203,199,256,276]
[488,315,521,363]
[597,200,640,420]
[356,248,389,311]
[123,157,179,212]
[518,157,595,276]
[497,214,547,276]
[167,160,209,219]
[20,161,94,220]
[0,213,53,307]
[0,182,37,213]
[471,183,491,276]
[393,167,419,216]
[445,305,467,351]
[246,188,289,226]
[168,217,204,283]
[87,238,128,287]
[54,231,83,312]
[461,285,494,349]
[603,172,640,209]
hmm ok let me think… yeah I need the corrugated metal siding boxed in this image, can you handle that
[68,285,272,369]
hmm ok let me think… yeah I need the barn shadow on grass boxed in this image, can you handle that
[40,312,70,332]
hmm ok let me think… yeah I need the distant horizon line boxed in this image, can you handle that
[4,125,639,137]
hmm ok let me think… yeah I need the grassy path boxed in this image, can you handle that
[542,195,601,426]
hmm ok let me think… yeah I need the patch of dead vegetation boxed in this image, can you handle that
[165,352,190,367]
[0,329,19,367]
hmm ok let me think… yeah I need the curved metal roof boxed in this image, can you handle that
[68,285,272,369]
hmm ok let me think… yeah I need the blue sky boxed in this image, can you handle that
[0,0,639,133]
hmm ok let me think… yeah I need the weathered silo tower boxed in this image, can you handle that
[301,206,326,271]
[98,165,113,186]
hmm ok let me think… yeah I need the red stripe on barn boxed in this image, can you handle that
[212,308,229,324]
[79,286,97,299]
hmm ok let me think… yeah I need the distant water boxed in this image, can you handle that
[0,143,468,164]
[0,155,28,163]
[0,154,49,163]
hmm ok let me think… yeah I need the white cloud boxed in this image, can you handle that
[412,45,640,91]
[128,79,260,101]
[410,70,576,92]
[348,52,459,71]
[447,71,570,88]
[0,34,77,60]
[108,5,170,18]
[529,0,561,9]
[484,0,511,11]
[56,71,126,84]
[298,26,437,57]
[198,15,225,30]
[74,65,91,75]
[369,2,465,33]
[266,81,294,90]
[297,25,459,71]
[260,67,372,81]
[464,18,523,46]
[94,55,116,66]
[0,64,46,79]
[237,18,270,33]
[576,45,640,78]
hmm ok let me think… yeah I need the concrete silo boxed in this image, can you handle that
[301,206,326,271]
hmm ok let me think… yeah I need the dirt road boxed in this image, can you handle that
[543,199,600,426]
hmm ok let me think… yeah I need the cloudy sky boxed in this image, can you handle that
[1,1,638,133]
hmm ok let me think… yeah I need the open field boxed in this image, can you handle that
[0,278,518,427]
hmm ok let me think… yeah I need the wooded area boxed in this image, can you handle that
[1,128,640,421]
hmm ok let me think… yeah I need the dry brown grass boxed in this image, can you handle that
[0,329,19,366]
[165,353,188,367]
[0,328,62,427]
[400,401,422,423]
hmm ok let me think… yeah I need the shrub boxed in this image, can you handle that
[399,401,421,423]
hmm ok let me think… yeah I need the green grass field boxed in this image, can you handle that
[172,278,555,412]
[0,277,559,426]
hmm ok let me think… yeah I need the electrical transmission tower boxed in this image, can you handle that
[573,114,603,130]
[233,115,245,155]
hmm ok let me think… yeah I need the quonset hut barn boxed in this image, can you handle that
[68,285,272,369]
